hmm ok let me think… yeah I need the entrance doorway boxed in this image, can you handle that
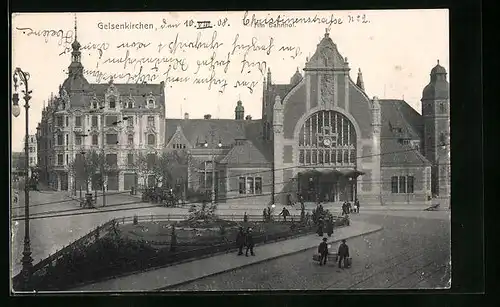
[297,170,358,203]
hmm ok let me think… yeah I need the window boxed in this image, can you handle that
[399,176,407,194]
[407,176,414,193]
[128,134,134,145]
[92,101,97,109]
[106,134,118,145]
[128,101,134,109]
[66,117,69,127]
[75,116,82,127]
[391,176,414,194]
[239,177,246,194]
[56,116,64,127]
[106,115,118,127]
[65,134,69,145]
[391,176,398,193]
[147,116,155,127]
[127,154,134,166]
[255,177,262,194]
[75,135,82,145]
[146,154,156,169]
[57,134,63,146]
[109,97,116,109]
[147,134,156,145]
[106,154,117,167]
[92,134,98,145]
[239,176,261,194]
[127,116,134,126]
[57,154,63,165]
[246,177,254,194]
[148,99,154,108]
[91,116,98,127]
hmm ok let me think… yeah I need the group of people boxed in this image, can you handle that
[235,227,255,257]
[318,238,350,268]
[342,199,360,215]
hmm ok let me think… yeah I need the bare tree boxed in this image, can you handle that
[88,150,110,191]
[69,152,96,193]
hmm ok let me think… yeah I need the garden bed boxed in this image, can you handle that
[28,215,350,291]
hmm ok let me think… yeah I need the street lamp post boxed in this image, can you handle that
[204,140,222,205]
[12,67,34,291]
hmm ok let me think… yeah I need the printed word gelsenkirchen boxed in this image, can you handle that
[97,21,154,30]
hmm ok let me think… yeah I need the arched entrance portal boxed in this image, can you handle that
[296,110,361,202]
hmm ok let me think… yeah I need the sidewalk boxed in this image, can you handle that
[69,221,382,292]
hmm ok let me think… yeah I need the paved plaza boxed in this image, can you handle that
[10,189,188,277]
[168,211,451,290]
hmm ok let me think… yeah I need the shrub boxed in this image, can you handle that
[133,215,138,225]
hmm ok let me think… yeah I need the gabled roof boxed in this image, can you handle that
[380,99,423,140]
[219,140,271,165]
[165,119,248,147]
[380,138,431,167]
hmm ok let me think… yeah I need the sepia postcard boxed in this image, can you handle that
[10,10,451,293]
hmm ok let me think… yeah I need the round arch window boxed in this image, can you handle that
[298,110,356,166]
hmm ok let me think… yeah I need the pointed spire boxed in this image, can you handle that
[74,14,77,41]
[356,68,365,91]
[325,27,330,37]
[437,59,440,65]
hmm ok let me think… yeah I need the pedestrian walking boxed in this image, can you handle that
[337,239,350,269]
[326,217,334,237]
[245,227,255,256]
[354,198,360,213]
[317,218,324,236]
[279,207,290,222]
[236,227,245,256]
[287,193,294,207]
[318,237,329,266]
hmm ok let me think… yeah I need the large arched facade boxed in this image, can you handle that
[294,110,361,202]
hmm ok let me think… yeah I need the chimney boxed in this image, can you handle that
[184,112,189,119]
[204,114,212,119]
[245,115,252,120]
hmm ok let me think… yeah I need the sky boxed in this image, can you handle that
[11,10,449,152]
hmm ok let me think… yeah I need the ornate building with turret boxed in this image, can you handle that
[37,19,165,191]
[164,30,450,207]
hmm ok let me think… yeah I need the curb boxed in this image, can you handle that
[155,224,383,291]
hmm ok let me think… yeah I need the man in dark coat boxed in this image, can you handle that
[354,198,360,213]
[318,237,329,266]
[280,207,290,222]
[236,227,245,255]
[245,228,255,256]
[337,239,350,269]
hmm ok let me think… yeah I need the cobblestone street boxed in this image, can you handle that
[169,211,451,290]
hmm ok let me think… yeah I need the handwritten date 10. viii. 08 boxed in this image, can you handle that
[160,18,230,30]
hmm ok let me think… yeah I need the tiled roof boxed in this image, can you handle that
[380,138,431,166]
[165,119,250,147]
[219,140,271,165]
[380,99,423,140]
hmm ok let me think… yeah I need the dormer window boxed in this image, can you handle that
[148,99,155,108]
[109,97,116,109]
[128,101,134,108]
[92,101,97,109]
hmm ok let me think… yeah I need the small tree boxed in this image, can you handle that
[134,152,149,190]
